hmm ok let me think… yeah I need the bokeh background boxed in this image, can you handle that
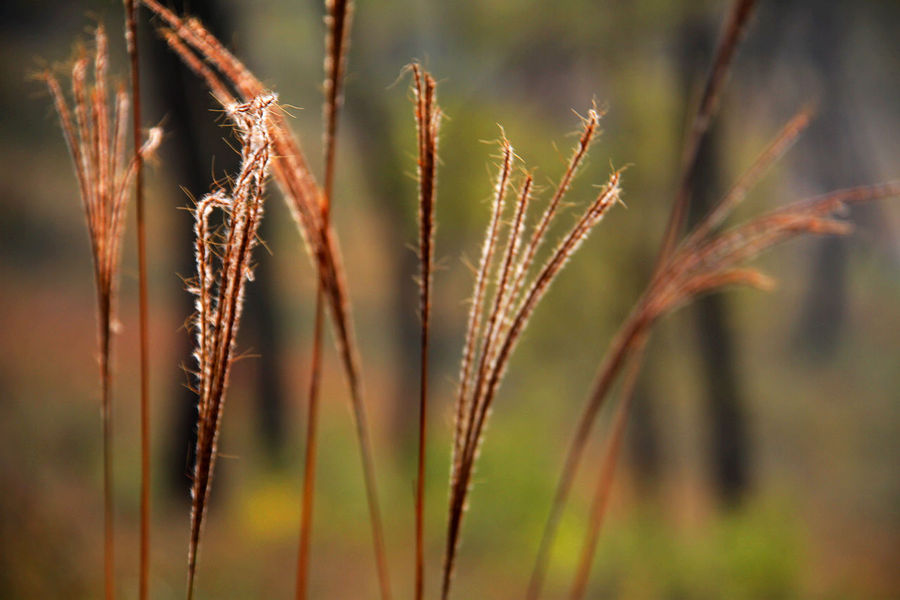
[2,0,899,598]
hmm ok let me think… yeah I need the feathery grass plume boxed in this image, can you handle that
[410,63,441,600]
[295,1,355,598]
[138,3,392,594]
[441,109,622,599]
[452,137,513,493]
[122,2,151,597]
[184,93,275,600]
[43,25,162,600]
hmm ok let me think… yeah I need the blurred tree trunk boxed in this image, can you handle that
[144,0,285,502]
[783,0,860,359]
[679,14,750,506]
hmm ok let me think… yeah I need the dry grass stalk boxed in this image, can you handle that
[184,93,276,600]
[569,334,648,600]
[122,2,151,597]
[43,25,161,600]
[296,1,357,599]
[658,0,758,266]
[441,109,622,599]
[411,63,441,600]
[139,2,392,594]
[527,3,759,595]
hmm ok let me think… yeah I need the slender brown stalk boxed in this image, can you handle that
[123,2,150,598]
[44,28,161,600]
[524,306,647,600]
[657,0,758,268]
[322,0,351,209]
[545,115,814,569]
[561,184,900,598]
[295,298,322,600]
[184,94,276,600]
[411,63,441,600]
[568,336,647,600]
[295,1,356,598]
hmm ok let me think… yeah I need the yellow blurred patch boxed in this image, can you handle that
[239,478,299,541]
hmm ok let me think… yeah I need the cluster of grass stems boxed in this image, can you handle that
[44,0,898,598]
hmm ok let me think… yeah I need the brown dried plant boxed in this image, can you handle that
[43,24,161,600]
[184,93,276,600]
[441,106,624,599]
[296,1,355,598]
[137,4,392,596]
[122,1,151,597]
[411,63,441,600]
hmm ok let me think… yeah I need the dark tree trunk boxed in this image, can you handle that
[781,0,857,359]
[679,13,750,506]
[143,0,285,500]
[626,361,663,493]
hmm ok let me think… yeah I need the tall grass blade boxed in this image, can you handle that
[123,3,151,598]
[411,63,440,600]
[657,0,758,267]
[296,1,360,598]
[568,336,647,600]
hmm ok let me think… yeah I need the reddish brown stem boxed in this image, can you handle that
[569,336,647,600]
[124,2,150,598]
[295,288,324,600]
[657,0,758,268]
[296,1,364,598]
[526,309,648,600]
[412,64,439,600]
[100,304,114,600]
